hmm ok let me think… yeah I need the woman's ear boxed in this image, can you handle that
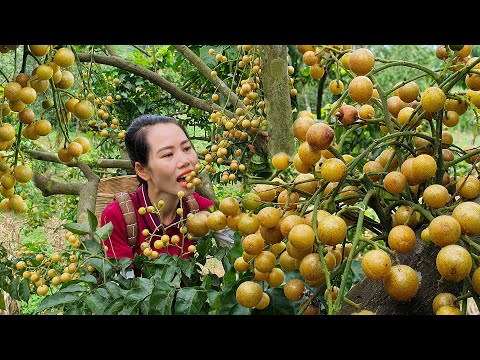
[135,162,150,182]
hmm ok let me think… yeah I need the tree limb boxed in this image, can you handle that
[76,52,235,119]
[33,171,81,196]
[173,45,245,111]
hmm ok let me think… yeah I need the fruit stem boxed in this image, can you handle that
[371,59,442,85]
[333,188,375,314]
[323,90,349,122]
[461,235,480,254]
[359,237,396,255]
[342,296,361,309]
[386,198,434,222]
[444,146,480,168]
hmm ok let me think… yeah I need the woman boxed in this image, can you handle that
[100,114,214,273]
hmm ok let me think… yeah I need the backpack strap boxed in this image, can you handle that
[113,192,138,247]
[185,194,199,214]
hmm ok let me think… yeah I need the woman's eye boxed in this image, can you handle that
[162,153,173,158]
[184,146,192,152]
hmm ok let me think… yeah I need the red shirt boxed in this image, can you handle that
[100,183,214,262]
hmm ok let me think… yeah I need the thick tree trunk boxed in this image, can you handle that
[258,45,295,158]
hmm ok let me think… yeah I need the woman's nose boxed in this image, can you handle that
[177,157,190,168]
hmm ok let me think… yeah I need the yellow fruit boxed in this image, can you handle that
[4,82,22,101]
[428,215,461,247]
[472,268,480,295]
[455,176,480,200]
[272,152,291,170]
[241,192,262,211]
[288,224,315,251]
[292,116,315,142]
[236,281,263,308]
[348,76,374,103]
[73,136,91,154]
[348,48,375,76]
[423,184,449,209]
[207,210,227,231]
[54,47,75,68]
[383,265,419,302]
[321,158,346,183]
[254,250,277,273]
[67,142,84,158]
[257,206,281,229]
[56,71,74,89]
[436,305,462,315]
[388,225,416,254]
[436,244,472,282]
[284,279,305,301]
[411,154,437,183]
[28,45,50,57]
[317,215,347,246]
[452,201,480,236]
[254,292,270,310]
[361,249,392,280]
[432,292,458,314]
[383,171,407,195]
[185,211,209,237]
[34,119,52,136]
[13,165,32,183]
[420,87,446,113]
[398,81,420,103]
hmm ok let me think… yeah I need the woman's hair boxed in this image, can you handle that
[125,114,189,183]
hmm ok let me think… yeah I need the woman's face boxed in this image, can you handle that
[136,122,198,198]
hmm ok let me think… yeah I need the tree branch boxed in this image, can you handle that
[76,52,235,118]
[173,45,246,111]
[33,171,81,196]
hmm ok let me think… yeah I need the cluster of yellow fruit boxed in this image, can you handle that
[297,45,352,80]
[200,45,480,314]
[202,46,270,183]
[12,231,97,298]
[134,191,203,259]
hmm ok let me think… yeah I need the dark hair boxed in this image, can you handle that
[125,114,189,183]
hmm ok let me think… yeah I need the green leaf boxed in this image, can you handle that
[34,292,80,314]
[85,258,115,278]
[177,257,195,278]
[119,277,153,315]
[83,239,103,255]
[79,274,98,284]
[0,290,5,310]
[84,290,111,315]
[152,253,176,266]
[8,277,20,301]
[18,278,30,303]
[159,264,180,283]
[105,281,128,299]
[228,303,251,315]
[64,306,86,315]
[175,287,207,315]
[149,280,176,315]
[104,298,125,315]
[59,284,89,293]
[95,222,113,242]
[206,289,221,311]
[87,209,98,232]
[63,223,90,235]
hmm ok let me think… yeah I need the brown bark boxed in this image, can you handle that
[258,45,295,158]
